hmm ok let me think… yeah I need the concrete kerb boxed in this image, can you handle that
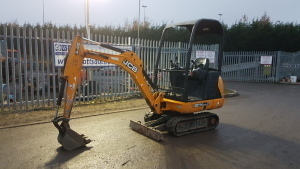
[279,82,300,85]
[0,106,149,129]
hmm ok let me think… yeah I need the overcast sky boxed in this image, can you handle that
[1,0,299,27]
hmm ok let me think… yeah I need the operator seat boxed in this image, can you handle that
[192,58,209,81]
[192,58,222,100]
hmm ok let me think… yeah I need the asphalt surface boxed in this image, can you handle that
[0,82,299,169]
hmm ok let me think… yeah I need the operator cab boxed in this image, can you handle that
[154,19,224,102]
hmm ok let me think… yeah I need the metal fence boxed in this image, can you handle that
[222,51,300,83]
[0,26,142,112]
[1,26,299,112]
[276,51,300,80]
[222,51,278,83]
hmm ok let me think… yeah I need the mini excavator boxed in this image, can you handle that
[52,19,225,150]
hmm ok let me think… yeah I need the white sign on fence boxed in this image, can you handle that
[53,42,133,67]
[195,50,215,63]
[260,56,272,65]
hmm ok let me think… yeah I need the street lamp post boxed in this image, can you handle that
[138,0,141,51]
[218,14,222,22]
[43,0,45,25]
[142,5,147,26]
[85,0,91,39]
[85,0,92,81]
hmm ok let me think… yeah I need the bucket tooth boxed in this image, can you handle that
[129,120,164,141]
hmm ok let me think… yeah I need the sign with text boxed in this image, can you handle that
[195,50,215,63]
[260,56,272,65]
[53,42,132,67]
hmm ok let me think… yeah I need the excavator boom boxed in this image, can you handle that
[52,35,161,150]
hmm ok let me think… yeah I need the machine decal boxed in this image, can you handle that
[123,59,138,73]
[75,43,80,55]
[193,102,210,108]
[216,101,220,108]
[111,57,119,61]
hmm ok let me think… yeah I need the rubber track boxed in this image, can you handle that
[166,112,219,137]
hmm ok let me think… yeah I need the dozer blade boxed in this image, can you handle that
[129,120,164,141]
[58,128,91,151]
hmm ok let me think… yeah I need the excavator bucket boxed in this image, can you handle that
[57,128,91,151]
[53,117,91,150]
[129,120,164,141]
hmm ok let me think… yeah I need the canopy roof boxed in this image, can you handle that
[165,19,223,35]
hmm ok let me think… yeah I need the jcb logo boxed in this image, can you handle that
[123,59,138,73]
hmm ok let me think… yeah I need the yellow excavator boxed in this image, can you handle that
[52,19,225,150]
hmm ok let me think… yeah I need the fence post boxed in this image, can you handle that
[177,42,181,63]
[275,51,281,82]
[0,38,3,111]
[237,52,241,81]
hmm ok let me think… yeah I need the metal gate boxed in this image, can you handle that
[222,51,278,83]
[276,51,300,81]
